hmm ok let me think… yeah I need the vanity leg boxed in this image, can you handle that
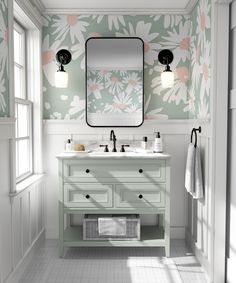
[165,243,170,257]
[164,219,170,257]
[164,212,170,257]
[59,201,64,257]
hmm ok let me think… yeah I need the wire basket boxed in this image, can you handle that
[83,214,140,241]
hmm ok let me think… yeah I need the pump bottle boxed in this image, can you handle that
[153,132,163,153]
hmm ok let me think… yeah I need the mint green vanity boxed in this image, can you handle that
[57,152,171,257]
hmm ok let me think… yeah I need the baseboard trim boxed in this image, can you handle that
[227,256,236,283]
[185,228,211,283]
[5,229,45,283]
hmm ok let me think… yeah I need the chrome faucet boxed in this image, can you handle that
[110,130,117,152]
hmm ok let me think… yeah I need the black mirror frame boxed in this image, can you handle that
[85,37,144,128]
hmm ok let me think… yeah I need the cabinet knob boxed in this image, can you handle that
[139,169,143,173]
[139,194,143,199]
[85,169,90,173]
[85,194,90,199]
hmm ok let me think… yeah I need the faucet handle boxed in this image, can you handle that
[100,144,109,152]
[120,145,130,152]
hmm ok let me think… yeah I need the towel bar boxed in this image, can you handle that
[191,126,201,147]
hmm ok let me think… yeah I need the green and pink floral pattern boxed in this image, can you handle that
[87,69,143,113]
[42,0,211,120]
[0,0,9,117]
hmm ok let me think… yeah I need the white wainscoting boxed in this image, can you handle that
[185,131,212,281]
[0,119,45,283]
[43,119,211,243]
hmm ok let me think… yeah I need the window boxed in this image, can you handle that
[14,21,33,182]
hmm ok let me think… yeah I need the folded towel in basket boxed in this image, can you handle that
[98,217,127,236]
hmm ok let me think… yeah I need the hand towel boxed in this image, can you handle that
[98,217,126,236]
[193,146,204,199]
[185,143,195,194]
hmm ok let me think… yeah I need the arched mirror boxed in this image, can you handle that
[85,37,144,127]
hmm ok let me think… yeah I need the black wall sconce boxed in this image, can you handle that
[55,49,72,88]
[158,49,174,88]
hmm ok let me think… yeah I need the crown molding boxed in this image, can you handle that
[44,8,191,15]
[31,0,46,14]
[185,0,198,14]
[27,0,208,16]
[214,0,233,3]
[14,0,43,27]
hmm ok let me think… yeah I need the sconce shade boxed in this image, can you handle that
[55,49,71,88]
[161,69,174,88]
[158,49,174,88]
[55,71,68,88]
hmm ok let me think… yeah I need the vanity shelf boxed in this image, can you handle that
[63,226,165,247]
[57,153,171,256]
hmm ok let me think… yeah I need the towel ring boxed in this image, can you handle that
[191,126,201,148]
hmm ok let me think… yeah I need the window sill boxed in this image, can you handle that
[10,174,45,198]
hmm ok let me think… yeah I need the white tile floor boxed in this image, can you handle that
[18,240,207,283]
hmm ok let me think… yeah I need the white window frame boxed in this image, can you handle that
[14,20,34,183]
[10,0,43,193]
[14,21,26,100]
[15,98,33,182]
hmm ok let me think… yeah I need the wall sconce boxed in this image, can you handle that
[55,49,72,88]
[158,49,174,88]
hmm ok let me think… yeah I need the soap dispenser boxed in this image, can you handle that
[153,132,163,153]
[65,139,72,152]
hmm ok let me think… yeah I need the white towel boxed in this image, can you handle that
[98,217,126,236]
[185,143,204,199]
[194,146,204,199]
[185,143,195,194]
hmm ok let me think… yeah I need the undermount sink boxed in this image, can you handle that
[88,151,136,157]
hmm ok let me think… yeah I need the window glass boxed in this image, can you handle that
[17,139,30,176]
[14,29,21,65]
[14,65,23,99]
[17,104,29,137]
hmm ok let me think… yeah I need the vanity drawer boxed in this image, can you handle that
[64,183,113,208]
[63,160,166,182]
[115,183,165,208]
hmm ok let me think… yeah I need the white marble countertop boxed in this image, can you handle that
[56,150,171,159]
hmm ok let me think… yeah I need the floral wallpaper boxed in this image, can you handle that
[0,0,9,117]
[87,69,143,114]
[189,0,211,119]
[42,0,211,120]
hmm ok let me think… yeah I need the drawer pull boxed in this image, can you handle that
[85,169,90,173]
[138,194,143,199]
[139,169,143,173]
[85,194,90,199]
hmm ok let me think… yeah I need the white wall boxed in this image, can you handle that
[43,119,210,240]
[227,1,236,281]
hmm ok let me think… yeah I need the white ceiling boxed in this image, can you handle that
[38,0,197,14]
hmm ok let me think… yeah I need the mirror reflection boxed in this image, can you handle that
[86,37,144,127]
